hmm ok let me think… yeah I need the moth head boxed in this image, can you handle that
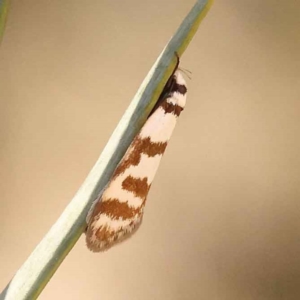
[174,70,187,87]
[169,70,187,109]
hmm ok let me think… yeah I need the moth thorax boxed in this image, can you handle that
[171,70,187,109]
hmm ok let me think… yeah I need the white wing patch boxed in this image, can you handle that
[140,107,178,143]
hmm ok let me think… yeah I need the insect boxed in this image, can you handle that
[85,56,187,251]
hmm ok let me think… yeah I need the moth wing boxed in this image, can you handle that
[86,70,187,252]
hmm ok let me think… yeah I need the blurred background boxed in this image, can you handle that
[1,0,300,299]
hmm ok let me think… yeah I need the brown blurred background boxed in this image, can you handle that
[1,0,300,299]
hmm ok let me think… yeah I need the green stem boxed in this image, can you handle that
[0,1,213,299]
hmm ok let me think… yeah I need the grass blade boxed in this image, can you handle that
[0,0,213,299]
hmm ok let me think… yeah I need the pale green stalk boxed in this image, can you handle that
[0,1,213,299]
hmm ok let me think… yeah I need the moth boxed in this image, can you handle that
[86,56,187,251]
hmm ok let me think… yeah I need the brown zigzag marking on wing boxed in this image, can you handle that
[114,137,167,177]
[161,101,184,116]
[122,176,150,199]
[90,198,140,220]
[173,83,187,95]
[92,212,143,241]
[89,214,143,251]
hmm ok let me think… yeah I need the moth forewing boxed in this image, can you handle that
[86,69,187,252]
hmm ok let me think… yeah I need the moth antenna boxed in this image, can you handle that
[179,67,192,74]
[178,67,192,80]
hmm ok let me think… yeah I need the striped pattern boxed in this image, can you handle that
[86,69,187,251]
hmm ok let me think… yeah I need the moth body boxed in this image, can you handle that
[86,68,187,251]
